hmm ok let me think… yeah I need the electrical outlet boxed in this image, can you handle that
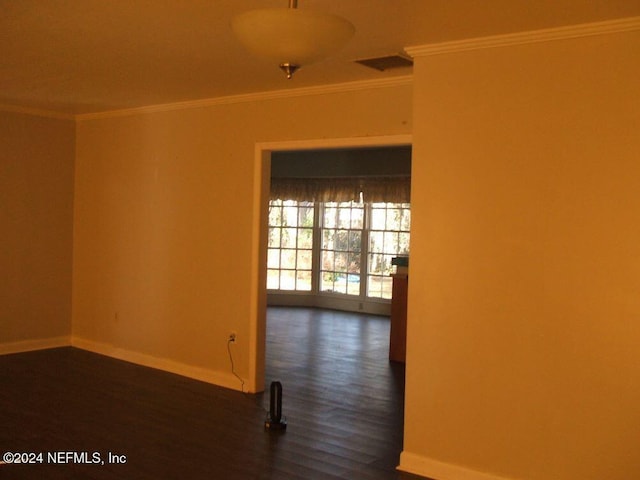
[229,332,237,343]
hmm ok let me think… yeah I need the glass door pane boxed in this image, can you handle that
[320,202,363,296]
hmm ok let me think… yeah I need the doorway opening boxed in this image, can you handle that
[249,134,411,394]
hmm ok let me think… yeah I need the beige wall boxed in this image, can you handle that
[72,84,412,390]
[0,111,75,351]
[403,29,640,479]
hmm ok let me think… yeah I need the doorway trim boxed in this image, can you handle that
[248,134,412,393]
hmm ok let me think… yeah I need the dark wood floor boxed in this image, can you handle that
[0,307,426,479]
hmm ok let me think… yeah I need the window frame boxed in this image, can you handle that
[267,199,410,303]
[266,200,316,292]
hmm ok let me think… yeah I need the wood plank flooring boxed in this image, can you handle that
[0,307,427,479]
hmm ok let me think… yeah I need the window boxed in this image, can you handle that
[367,203,410,299]
[320,202,364,296]
[267,200,314,291]
[267,199,410,301]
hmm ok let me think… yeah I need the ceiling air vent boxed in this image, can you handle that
[355,54,413,72]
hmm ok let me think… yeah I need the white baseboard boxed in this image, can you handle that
[267,293,392,316]
[0,336,71,355]
[399,451,515,480]
[71,336,245,392]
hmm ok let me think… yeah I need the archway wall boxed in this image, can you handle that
[402,25,640,480]
[72,80,413,392]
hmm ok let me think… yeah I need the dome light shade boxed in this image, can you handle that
[232,3,355,78]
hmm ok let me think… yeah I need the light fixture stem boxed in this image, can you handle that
[289,0,298,9]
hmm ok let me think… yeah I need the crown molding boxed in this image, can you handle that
[75,75,413,121]
[0,103,75,121]
[405,16,640,58]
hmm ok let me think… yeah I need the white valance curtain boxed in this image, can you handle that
[270,176,410,203]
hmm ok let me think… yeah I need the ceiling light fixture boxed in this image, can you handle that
[231,0,355,79]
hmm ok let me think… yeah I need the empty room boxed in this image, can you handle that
[2,1,640,479]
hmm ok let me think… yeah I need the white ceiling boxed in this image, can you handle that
[1,0,638,115]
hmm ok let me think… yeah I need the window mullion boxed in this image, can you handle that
[311,202,322,294]
[360,203,369,299]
